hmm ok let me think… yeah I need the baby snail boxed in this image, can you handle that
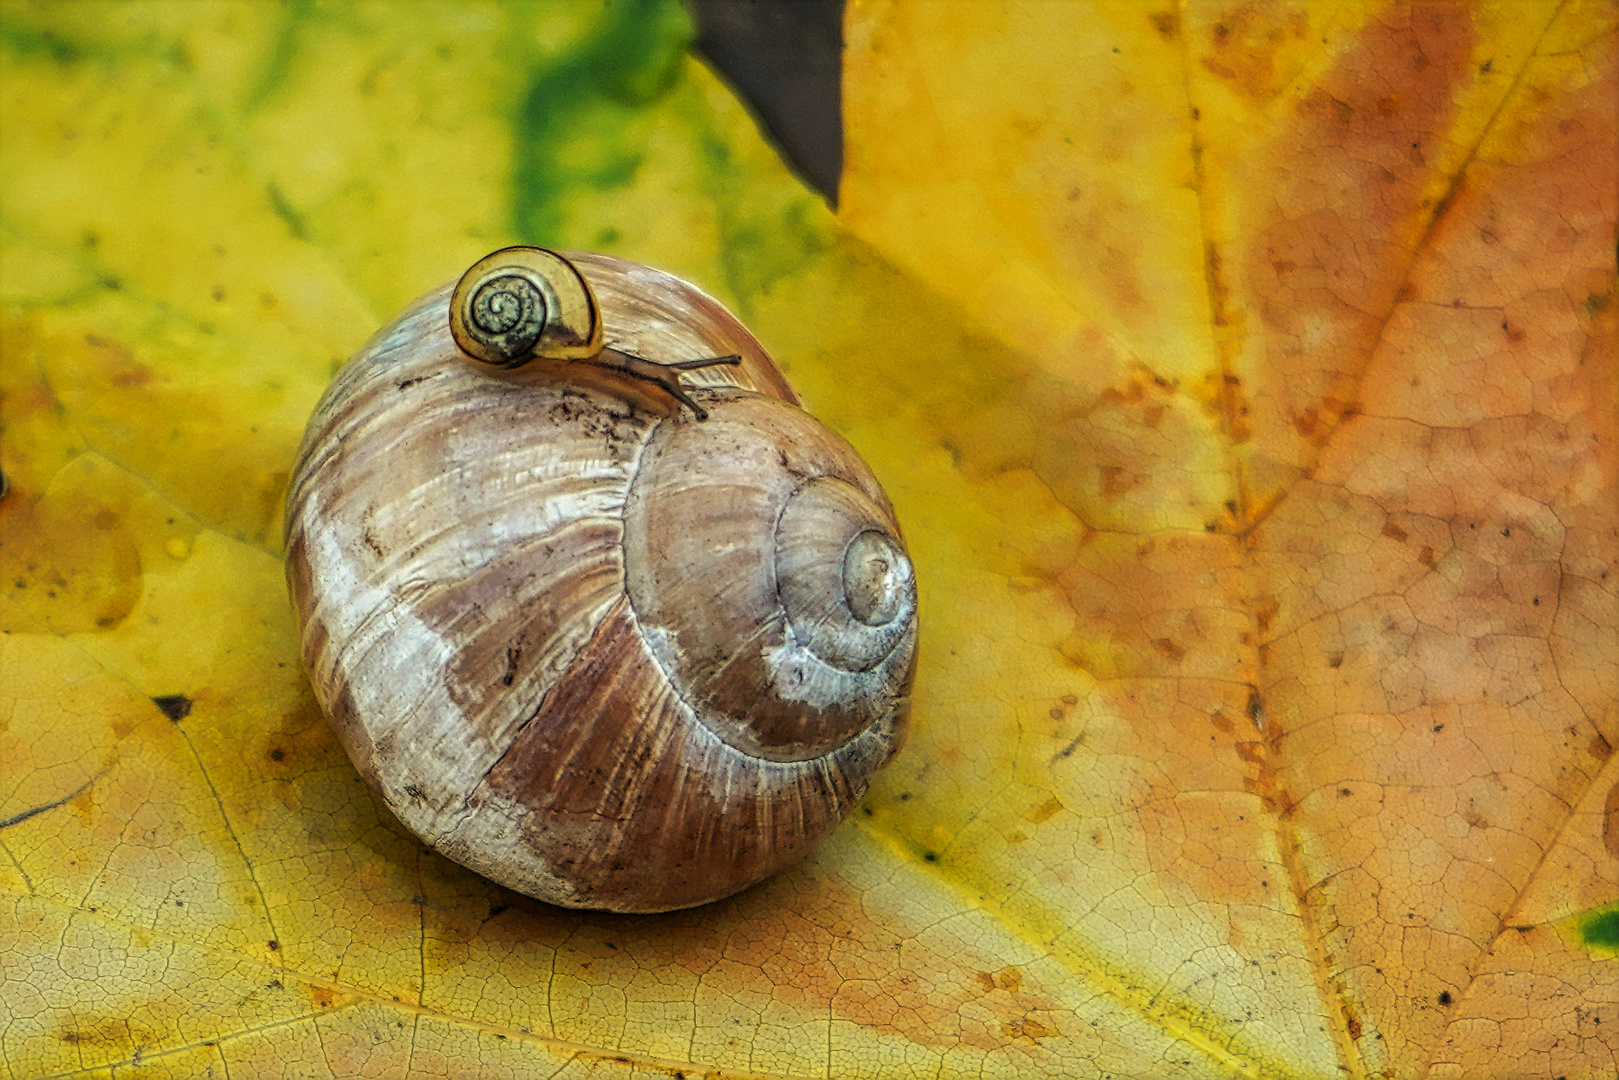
[448,246,741,419]
[285,247,917,912]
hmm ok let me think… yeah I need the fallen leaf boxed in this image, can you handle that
[1,1,1614,1077]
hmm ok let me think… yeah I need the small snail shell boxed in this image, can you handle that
[284,249,917,912]
[448,247,601,367]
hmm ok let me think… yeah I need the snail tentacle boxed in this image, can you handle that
[589,347,744,421]
[663,354,744,371]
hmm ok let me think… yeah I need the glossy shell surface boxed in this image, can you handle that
[284,253,916,912]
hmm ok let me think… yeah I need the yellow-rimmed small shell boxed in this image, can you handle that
[448,246,603,368]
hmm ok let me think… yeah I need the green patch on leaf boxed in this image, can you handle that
[240,0,316,113]
[1577,904,1619,953]
[512,0,693,245]
[0,18,84,63]
[265,182,309,241]
[694,128,830,307]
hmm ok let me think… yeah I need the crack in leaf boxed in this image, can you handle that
[0,779,95,832]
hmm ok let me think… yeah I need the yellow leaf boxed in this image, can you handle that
[2,1,1615,1077]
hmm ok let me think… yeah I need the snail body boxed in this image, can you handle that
[285,250,916,912]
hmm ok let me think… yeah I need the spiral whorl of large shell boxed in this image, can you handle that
[284,253,916,912]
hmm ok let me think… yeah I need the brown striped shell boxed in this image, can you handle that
[284,252,916,913]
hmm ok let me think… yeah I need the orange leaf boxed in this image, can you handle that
[1,1,1614,1077]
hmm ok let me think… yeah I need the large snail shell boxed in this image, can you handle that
[284,252,916,913]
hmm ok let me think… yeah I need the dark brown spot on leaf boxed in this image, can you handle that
[1604,783,1619,860]
[152,694,192,721]
[1151,637,1187,662]
[1254,595,1280,634]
